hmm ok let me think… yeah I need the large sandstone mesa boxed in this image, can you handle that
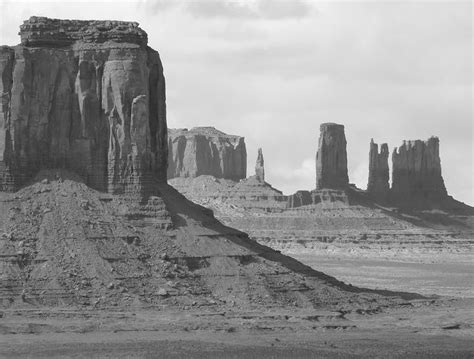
[167,127,246,180]
[316,123,349,190]
[0,17,167,193]
[391,137,447,202]
[367,139,389,200]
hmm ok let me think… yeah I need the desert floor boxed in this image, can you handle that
[292,253,474,298]
[1,255,473,358]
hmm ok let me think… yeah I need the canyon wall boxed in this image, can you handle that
[0,17,168,193]
[391,137,447,201]
[367,139,390,200]
[167,127,246,180]
[316,123,349,190]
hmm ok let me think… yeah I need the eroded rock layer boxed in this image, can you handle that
[167,127,246,180]
[367,139,389,200]
[391,137,447,202]
[287,189,349,208]
[316,123,348,190]
[0,17,167,193]
[19,16,148,47]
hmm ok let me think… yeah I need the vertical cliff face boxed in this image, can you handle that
[391,137,447,201]
[255,148,265,183]
[316,123,348,190]
[0,47,15,191]
[0,17,167,193]
[367,139,389,199]
[167,127,247,181]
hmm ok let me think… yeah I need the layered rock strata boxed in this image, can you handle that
[167,127,246,181]
[0,17,167,193]
[19,16,148,47]
[316,123,349,190]
[367,139,390,200]
[287,189,349,208]
[169,175,288,214]
[391,137,447,202]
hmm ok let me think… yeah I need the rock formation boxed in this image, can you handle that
[167,127,246,180]
[2,17,414,313]
[255,148,265,183]
[287,190,312,208]
[0,16,167,193]
[391,137,447,202]
[287,189,349,208]
[316,123,349,190]
[367,139,389,200]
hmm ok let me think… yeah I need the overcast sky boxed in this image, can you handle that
[1,0,472,204]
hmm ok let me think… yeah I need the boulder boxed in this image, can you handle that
[316,123,349,190]
[167,127,246,181]
[0,17,167,193]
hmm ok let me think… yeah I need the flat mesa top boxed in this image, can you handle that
[19,16,148,47]
[320,122,345,130]
[398,136,439,150]
[169,127,243,139]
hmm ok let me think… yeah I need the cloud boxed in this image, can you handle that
[143,0,313,20]
[186,1,258,19]
[268,158,315,195]
[140,0,179,13]
[257,0,313,20]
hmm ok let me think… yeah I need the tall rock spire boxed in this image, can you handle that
[367,139,390,200]
[316,123,349,190]
[255,148,265,183]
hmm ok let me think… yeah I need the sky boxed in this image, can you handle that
[1,0,472,204]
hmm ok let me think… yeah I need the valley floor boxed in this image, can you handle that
[291,253,474,298]
[1,298,473,358]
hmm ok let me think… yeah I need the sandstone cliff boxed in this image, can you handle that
[0,17,167,193]
[167,127,246,180]
[367,139,389,200]
[316,123,349,190]
[391,137,448,202]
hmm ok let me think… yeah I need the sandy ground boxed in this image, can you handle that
[291,254,474,298]
[1,297,473,358]
[1,243,473,357]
